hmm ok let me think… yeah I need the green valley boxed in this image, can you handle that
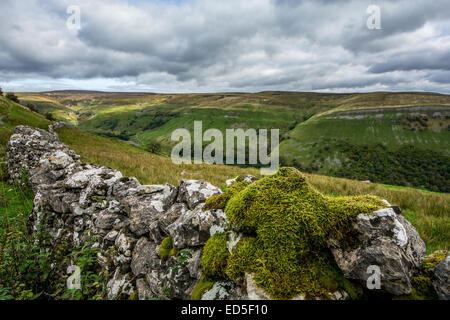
[16,90,450,192]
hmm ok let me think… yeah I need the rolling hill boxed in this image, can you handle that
[0,94,448,253]
[16,90,450,192]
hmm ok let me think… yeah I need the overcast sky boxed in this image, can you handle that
[1,0,449,93]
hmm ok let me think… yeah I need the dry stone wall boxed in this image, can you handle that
[7,125,229,300]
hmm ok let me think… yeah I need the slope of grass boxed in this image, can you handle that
[280,105,450,192]
[0,181,34,244]
[56,126,260,189]
[0,96,51,158]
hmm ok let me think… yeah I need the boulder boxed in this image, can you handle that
[328,207,426,296]
[430,253,450,300]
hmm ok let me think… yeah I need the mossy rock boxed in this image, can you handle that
[159,237,174,260]
[202,167,384,299]
[205,180,251,211]
[202,232,230,279]
[128,290,139,300]
[169,247,179,257]
[395,250,448,300]
[205,193,228,210]
[191,275,214,300]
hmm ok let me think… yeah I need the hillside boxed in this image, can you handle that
[17,91,450,192]
[281,104,450,192]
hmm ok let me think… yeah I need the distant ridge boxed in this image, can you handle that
[39,90,157,95]
[18,90,450,97]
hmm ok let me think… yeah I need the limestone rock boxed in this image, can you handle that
[225,174,258,186]
[177,179,222,209]
[167,203,228,248]
[201,281,247,300]
[136,278,154,300]
[131,238,160,277]
[107,268,134,299]
[328,207,426,296]
[123,184,177,236]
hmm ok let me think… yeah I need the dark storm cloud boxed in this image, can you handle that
[0,0,449,92]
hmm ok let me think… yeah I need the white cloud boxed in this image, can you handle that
[0,0,449,93]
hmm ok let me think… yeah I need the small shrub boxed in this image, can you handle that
[26,103,38,113]
[146,140,162,154]
[177,248,192,267]
[44,112,56,121]
[5,93,19,103]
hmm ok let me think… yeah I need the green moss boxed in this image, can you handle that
[205,179,251,211]
[190,275,214,300]
[225,237,257,281]
[169,247,178,257]
[91,195,106,203]
[317,264,363,300]
[128,290,139,300]
[159,237,173,260]
[201,232,230,280]
[421,250,447,271]
[203,167,385,299]
[161,237,173,249]
[205,193,228,210]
